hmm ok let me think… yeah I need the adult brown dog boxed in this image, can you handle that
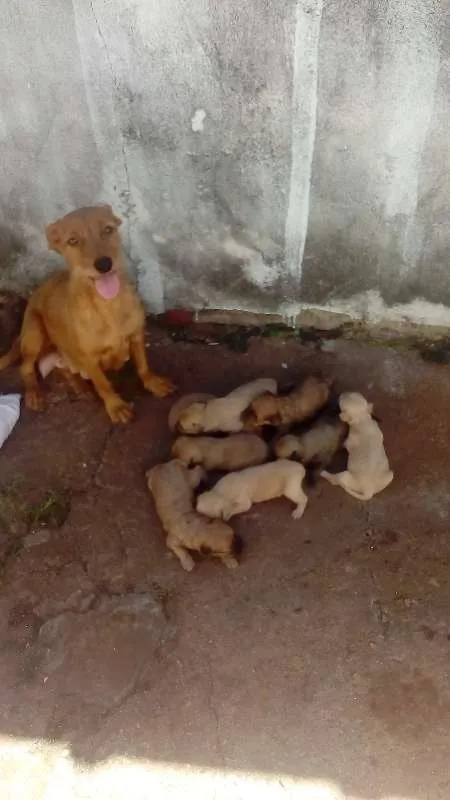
[0,206,175,422]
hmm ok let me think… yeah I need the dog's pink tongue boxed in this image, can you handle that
[95,272,120,300]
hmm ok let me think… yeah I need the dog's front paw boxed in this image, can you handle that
[180,556,195,572]
[25,388,45,412]
[223,556,239,569]
[321,470,337,485]
[106,398,134,424]
[291,505,306,520]
[143,373,176,398]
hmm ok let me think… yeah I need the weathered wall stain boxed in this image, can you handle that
[0,0,449,326]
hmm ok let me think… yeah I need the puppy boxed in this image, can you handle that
[243,375,331,430]
[176,378,277,434]
[146,459,242,571]
[0,206,175,422]
[172,433,269,471]
[274,413,348,471]
[168,393,216,432]
[197,458,308,520]
[321,392,393,500]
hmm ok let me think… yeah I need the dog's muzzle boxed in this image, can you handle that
[94,256,113,273]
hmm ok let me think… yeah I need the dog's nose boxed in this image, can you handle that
[94,256,113,273]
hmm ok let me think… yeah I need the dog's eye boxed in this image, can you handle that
[103,225,115,235]
[67,236,79,246]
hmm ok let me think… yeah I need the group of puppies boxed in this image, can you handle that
[146,376,393,571]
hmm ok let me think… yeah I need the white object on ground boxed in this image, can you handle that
[38,351,89,380]
[0,394,21,449]
[38,351,64,379]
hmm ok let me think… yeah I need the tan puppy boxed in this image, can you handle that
[172,433,269,471]
[275,414,348,470]
[176,378,277,434]
[196,459,308,521]
[0,206,175,422]
[321,392,393,500]
[146,459,242,571]
[243,375,331,430]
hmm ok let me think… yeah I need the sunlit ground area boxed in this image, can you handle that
[0,739,421,800]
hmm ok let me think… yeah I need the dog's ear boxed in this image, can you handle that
[144,466,156,486]
[101,204,122,228]
[45,221,63,253]
[188,465,206,489]
[367,402,374,415]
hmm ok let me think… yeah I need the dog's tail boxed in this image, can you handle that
[0,339,21,371]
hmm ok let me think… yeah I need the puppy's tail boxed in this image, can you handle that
[0,339,21,371]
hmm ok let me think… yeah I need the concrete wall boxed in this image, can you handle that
[1,0,449,328]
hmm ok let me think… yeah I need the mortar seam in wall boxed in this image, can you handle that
[88,0,137,282]
[284,0,324,285]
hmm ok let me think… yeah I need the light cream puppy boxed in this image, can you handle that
[321,392,393,500]
[146,459,242,571]
[196,458,308,521]
[176,378,277,434]
[168,393,215,432]
[172,433,269,471]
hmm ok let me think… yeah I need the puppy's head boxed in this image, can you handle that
[339,392,373,424]
[46,205,123,300]
[196,490,224,519]
[242,393,280,428]
[274,434,304,460]
[171,436,202,466]
[177,402,207,434]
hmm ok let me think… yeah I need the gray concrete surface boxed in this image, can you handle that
[0,324,449,799]
[1,1,450,329]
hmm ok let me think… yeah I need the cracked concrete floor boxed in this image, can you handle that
[0,323,449,800]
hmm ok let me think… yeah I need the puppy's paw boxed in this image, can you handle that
[180,557,195,572]
[291,504,306,520]
[25,387,45,412]
[143,373,176,398]
[321,470,337,485]
[106,398,134,424]
[223,556,239,569]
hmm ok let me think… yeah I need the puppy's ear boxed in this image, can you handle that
[144,466,156,486]
[45,221,63,253]
[188,465,206,489]
[367,402,374,415]
[101,204,122,228]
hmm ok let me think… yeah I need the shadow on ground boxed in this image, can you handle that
[0,324,449,800]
